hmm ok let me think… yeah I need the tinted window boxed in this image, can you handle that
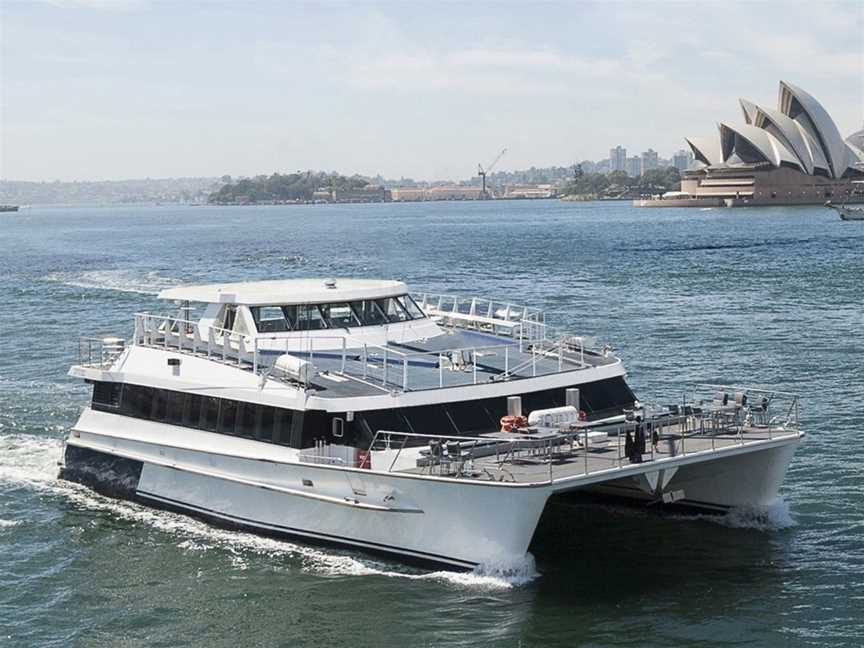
[164,391,186,426]
[295,304,328,331]
[250,306,290,333]
[92,382,123,410]
[151,390,169,421]
[122,384,152,418]
[201,396,220,431]
[445,400,497,434]
[376,297,411,323]
[274,409,294,445]
[321,302,361,328]
[258,406,275,442]
[220,400,238,434]
[399,295,425,319]
[401,404,457,436]
[236,402,257,438]
[184,394,203,427]
[350,300,388,326]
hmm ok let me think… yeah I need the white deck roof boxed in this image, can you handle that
[158,278,407,305]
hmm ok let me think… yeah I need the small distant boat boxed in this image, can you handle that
[825,202,864,221]
[0,205,19,212]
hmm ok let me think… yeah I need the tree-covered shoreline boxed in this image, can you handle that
[209,172,369,204]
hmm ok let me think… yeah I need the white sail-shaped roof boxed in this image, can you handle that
[779,81,848,178]
[751,104,830,175]
[685,136,724,166]
[719,122,803,170]
[739,99,759,125]
[846,141,864,168]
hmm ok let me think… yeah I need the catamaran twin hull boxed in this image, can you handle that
[60,279,803,569]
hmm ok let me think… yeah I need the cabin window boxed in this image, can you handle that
[376,297,411,323]
[91,381,123,410]
[320,302,361,328]
[350,300,389,326]
[294,304,329,330]
[220,305,237,332]
[219,400,238,434]
[236,402,258,438]
[275,409,295,445]
[250,306,291,333]
[398,295,426,319]
[258,406,276,442]
[184,393,203,428]
[201,396,220,431]
[164,391,186,426]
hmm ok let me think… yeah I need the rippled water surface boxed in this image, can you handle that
[1,201,862,647]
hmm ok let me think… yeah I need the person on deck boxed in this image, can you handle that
[625,430,634,463]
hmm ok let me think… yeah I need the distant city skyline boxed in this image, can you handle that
[1,1,862,182]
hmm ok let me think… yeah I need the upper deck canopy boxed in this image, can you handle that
[158,278,407,305]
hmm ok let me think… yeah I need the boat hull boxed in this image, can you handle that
[59,412,801,569]
[60,432,548,569]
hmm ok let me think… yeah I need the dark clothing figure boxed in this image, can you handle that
[652,426,659,451]
[632,419,645,463]
[624,431,634,463]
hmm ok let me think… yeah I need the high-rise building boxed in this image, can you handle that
[609,146,627,172]
[640,149,659,174]
[625,157,642,178]
[672,149,695,172]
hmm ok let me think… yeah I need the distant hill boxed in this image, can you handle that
[0,177,221,205]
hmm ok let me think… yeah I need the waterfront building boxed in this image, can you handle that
[332,185,390,203]
[674,81,864,206]
[640,149,659,174]
[390,185,484,202]
[625,157,642,178]
[672,150,695,173]
[609,146,627,172]
[503,184,557,199]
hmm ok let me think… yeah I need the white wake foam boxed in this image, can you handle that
[721,497,797,530]
[671,497,797,531]
[0,433,535,589]
[43,269,179,295]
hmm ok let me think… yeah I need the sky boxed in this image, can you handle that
[1,0,862,182]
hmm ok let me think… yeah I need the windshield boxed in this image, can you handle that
[249,294,426,333]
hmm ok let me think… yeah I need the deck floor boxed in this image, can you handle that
[398,425,798,485]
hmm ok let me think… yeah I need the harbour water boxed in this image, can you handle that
[1,201,862,646]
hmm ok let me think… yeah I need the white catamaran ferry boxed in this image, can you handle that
[61,278,803,569]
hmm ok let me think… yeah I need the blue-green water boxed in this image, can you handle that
[1,201,862,647]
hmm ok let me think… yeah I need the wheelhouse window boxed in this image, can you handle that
[320,302,361,328]
[294,304,329,330]
[250,306,291,333]
[248,295,426,333]
[377,297,411,323]
[399,295,426,319]
[350,300,389,326]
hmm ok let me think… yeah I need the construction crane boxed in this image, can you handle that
[478,148,507,199]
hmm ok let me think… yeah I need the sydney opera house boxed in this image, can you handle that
[640,82,864,207]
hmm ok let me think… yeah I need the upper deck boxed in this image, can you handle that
[74,279,624,405]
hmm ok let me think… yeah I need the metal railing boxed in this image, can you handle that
[123,310,594,393]
[78,336,126,368]
[414,292,547,342]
